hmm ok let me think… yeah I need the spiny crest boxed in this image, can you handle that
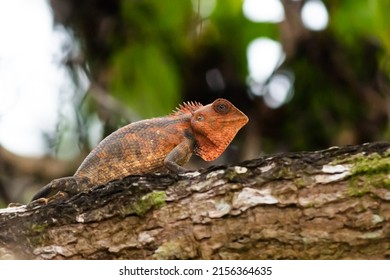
[171,101,203,116]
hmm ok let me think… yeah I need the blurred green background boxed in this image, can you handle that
[1,0,390,204]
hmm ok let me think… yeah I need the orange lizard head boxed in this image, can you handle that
[191,98,249,161]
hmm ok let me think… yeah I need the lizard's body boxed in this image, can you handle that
[75,116,193,183]
[31,98,248,201]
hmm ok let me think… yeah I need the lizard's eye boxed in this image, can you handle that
[213,100,230,114]
[196,114,204,121]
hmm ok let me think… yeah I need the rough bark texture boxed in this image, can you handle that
[1,142,390,260]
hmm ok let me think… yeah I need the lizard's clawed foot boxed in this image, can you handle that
[27,191,68,208]
[27,197,49,208]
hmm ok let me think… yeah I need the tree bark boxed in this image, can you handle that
[1,142,390,260]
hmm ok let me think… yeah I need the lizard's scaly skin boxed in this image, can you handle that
[31,98,248,201]
[75,116,192,184]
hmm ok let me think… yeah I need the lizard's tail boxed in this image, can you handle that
[30,176,93,202]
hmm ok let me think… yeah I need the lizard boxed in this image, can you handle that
[31,98,248,201]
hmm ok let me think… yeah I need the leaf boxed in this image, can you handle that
[110,43,180,118]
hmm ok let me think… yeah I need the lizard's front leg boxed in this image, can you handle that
[29,176,93,204]
[164,139,194,173]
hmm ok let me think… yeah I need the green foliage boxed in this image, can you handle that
[329,0,390,74]
[210,0,279,81]
[111,44,180,118]
[108,0,193,118]
[283,56,365,150]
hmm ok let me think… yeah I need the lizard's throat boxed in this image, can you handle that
[193,131,232,161]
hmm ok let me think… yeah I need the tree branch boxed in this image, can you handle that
[1,142,390,259]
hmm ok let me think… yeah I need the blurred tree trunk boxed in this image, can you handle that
[0,147,85,204]
[1,142,390,260]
